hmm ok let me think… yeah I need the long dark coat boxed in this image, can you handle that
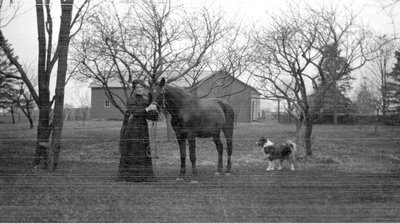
[118,93,158,182]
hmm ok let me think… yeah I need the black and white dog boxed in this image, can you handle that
[257,137,297,171]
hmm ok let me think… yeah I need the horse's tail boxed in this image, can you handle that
[219,100,235,173]
[219,100,235,134]
[218,100,234,145]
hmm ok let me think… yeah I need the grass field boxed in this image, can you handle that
[1,120,400,222]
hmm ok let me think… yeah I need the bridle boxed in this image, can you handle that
[150,87,166,111]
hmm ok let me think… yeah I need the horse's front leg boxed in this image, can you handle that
[188,137,197,177]
[176,137,187,181]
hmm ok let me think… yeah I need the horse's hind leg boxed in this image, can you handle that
[213,135,224,175]
[224,128,233,175]
[226,138,233,175]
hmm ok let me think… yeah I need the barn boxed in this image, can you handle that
[90,83,127,120]
[90,71,262,123]
[189,71,262,123]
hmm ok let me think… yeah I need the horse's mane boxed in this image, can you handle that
[165,85,196,100]
[162,85,201,109]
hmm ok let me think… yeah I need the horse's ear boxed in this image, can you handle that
[160,77,166,88]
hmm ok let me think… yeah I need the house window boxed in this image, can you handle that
[104,100,110,108]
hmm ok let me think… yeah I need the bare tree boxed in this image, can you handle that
[364,35,397,116]
[71,0,229,113]
[72,1,246,143]
[0,0,21,28]
[191,25,256,100]
[376,0,400,37]
[70,87,90,126]
[354,76,382,133]
[0,0,92,170]
[252,3,375,155]
[15,82,36,129]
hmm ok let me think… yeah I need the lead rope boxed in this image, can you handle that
[151,120,159,178]
[148,93,165,179]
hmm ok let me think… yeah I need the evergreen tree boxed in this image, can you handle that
[321,43,353,93]
[387,50,400,113]
[0,42,19,116]
[355,78,376,114]
[318,43,353,124]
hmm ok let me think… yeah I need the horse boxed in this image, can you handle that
[149,77,235,182]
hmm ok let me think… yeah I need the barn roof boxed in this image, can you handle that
[89,79,127,88]
[196,71,263,96]
[89,70,262,95]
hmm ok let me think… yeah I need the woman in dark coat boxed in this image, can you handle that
[118,80,158,182]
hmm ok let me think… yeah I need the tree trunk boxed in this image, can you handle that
[382,97,387,117]
[304,118,313,156]
[277,100,281,123]
[48,1,74,170]
[332,95,339,125]
[23,109,34,129]
[295,113,303,145]
[297,114,313,156]
[26,109,34,129]
[333,106,338,125]
[34,105,52,168]
[33,0,52,168]
[19,105,35,129]
[295,120,301,134]
[374,108,379,134]
[28,116,34,129]
[10,108,15,124]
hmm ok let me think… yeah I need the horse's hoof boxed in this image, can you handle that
[176,177,184,182]
[190,180,199,184]
[215,172,221,176]
[225,172,231,176]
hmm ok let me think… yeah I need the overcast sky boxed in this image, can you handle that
[2,0,399,106]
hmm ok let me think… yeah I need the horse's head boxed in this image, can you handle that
[148,77,166,110]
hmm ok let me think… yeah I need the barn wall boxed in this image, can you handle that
[251,89,261,120]
[194,75,254,123]
[90,75,261,123]
[91,88,128,120]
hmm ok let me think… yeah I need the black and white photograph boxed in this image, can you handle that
[1,0,400,222]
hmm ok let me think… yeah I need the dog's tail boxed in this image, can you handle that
[286,140,297,160]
